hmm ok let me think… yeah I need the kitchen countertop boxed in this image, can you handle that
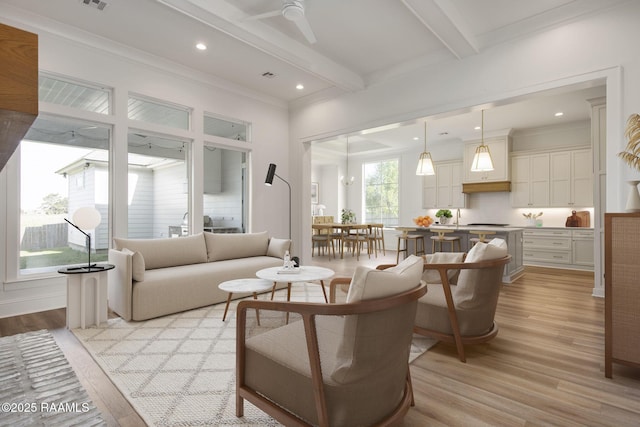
[522,226,594,230]
[407,225,524,232]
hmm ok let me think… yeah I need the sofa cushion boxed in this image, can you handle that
[121,248,145,282]
[346,255,423,303]
[204,231,269,261]
[113,233,207,270]
[422,252,465,284]
[455,238,508,309]
[267,237,291,258]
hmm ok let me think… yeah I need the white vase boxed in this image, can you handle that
[625,180,640,212]
[439,217,449,225]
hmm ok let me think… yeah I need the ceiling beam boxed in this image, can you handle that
[401,0,478,60]
[155,0,365,92]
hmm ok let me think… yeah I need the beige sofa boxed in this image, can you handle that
[108,231,290,321]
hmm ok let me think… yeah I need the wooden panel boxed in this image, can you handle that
[605,213,640,378]
[0,23,38,171]
[462,181,511,193]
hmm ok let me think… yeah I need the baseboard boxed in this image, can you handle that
[0,293,65,318]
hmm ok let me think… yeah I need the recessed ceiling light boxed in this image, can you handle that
[413,137,419,140]
[296,84,304,90]
[555,112,564,117]
[474,126,481,130]
[195,43,207,51]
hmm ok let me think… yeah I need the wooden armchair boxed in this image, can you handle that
[415,240,511,362]
[236,256,426,427]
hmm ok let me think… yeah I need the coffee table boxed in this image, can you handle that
[218,278,274,323]
[256,266,335,304]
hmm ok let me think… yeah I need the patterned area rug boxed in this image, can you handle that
[0,329,105,426]
[72,283,436,427]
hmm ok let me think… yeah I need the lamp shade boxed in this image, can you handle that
[72,207,101,229]
[265,163,276,185]
[470,145,495,171]
[416,152,435,175]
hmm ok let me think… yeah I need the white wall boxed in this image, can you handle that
[292,2,640,295]
[0,7,290,317]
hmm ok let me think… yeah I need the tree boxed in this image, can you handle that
[39,193,68,214]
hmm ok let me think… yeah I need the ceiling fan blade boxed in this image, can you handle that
[294,16,317,44]
[243,9,281,21]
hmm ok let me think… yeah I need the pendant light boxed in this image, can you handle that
[416,121,435,175]
[470,110,494,172]
[341,136,354,186]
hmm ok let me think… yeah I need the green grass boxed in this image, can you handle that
[20,247,108,269]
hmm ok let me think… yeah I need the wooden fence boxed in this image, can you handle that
[21,222,68,251]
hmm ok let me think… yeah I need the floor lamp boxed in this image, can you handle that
[65,206,106,271]
[265,163,291,239]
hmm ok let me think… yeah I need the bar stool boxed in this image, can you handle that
[469,230,496,247]
[397,234,425,263]
[430,229,461,252]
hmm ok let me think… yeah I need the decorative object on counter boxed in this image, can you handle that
[435,209,452,224]
[624,180,640,212]
[413,215,433,227]
[566,211,580,227]
[470,109,495,172]
[564,210,590,227]
[340,208,356,224]
[416,121,435,176]
[523,211,543,227]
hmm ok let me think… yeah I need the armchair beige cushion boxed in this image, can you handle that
[415,238,510,362]
[236,256,426,427]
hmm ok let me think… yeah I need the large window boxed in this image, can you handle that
[127,131,190,238]
[364,158,399,226]
[19,116,110,275]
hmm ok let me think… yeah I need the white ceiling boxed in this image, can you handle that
[2,0,619,151]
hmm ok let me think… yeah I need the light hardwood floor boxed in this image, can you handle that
[1,251,639,426]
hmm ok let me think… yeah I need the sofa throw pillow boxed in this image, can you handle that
[204,231,269,261]
[121,247,145,282]
[346,254,423,303]
[113,233,207,270]
[266,237,291,259]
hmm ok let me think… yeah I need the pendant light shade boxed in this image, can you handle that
[471,110,494,172]
[341,136,355,186]
[416,121,435,176]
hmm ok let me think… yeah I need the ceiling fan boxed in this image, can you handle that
[244,0,317,44]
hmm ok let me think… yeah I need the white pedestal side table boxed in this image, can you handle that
[58,264,114,329]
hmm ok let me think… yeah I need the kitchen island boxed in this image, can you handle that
[400,224,524,283]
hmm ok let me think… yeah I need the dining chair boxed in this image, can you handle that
[367,223,386,257]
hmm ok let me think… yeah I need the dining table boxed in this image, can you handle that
[312,222,375,259]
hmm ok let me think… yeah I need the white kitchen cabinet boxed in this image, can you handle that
[572,229,594,267]
[511,153,550,207]
[422,161,466,209]
[463,136,511,183]
[549,149,593,207]
[523,228,594,270]
[203,146,222,194]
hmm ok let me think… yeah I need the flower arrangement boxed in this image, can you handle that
[522,212,543,220]
[435,209,452,219]
[341,209,356,224]
[618,113,640,171]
